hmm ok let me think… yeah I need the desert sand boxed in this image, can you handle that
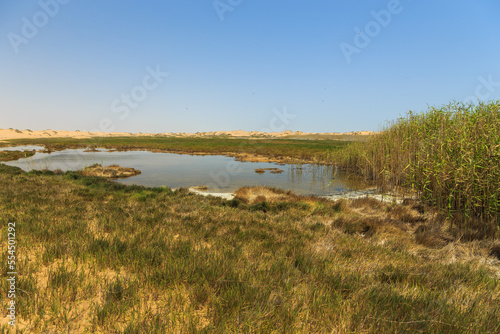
[0,128,377,141]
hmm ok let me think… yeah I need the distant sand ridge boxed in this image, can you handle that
[0,128,377,141]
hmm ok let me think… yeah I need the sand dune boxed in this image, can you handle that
[0,128,377,141]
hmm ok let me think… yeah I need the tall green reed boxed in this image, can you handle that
[337,101,500,230]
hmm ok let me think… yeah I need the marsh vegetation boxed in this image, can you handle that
[1,166,500,332]
[1,101,499,332]
[337,101,500,237]
[2,136,349,165]
[0,150,35,162]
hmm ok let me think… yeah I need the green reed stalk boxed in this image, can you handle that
[337,101,500,230]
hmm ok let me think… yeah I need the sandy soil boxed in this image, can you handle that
[0,128,377,141]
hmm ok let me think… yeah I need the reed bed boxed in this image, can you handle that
[337,101,500,232]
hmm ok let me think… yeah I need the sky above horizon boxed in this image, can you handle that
[1,1,500,133]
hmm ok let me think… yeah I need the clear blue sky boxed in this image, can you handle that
[1,1,499,133]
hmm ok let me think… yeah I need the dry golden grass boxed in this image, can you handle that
[234,186,299,204]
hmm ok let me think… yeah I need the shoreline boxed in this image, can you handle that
[187,186,410,204]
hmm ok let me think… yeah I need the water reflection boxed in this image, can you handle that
[287,164,369,195]
[3,147,371,196]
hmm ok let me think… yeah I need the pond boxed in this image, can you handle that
[2,147,370,196]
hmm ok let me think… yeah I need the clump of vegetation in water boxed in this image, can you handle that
[80,163,141,179]
[254,167,284,174]
[337,101,500,234]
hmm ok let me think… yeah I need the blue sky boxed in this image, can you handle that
[1,1,499,133]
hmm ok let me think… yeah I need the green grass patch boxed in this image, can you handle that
[0,150,35,162]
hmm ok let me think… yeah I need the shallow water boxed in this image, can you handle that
[3,147,369,196]
[0,145,45,151]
